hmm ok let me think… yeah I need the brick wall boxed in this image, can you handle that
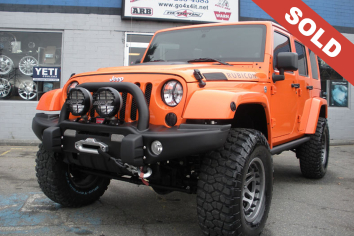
[0,11,187,141]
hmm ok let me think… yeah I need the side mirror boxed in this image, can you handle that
[273,52,298,82]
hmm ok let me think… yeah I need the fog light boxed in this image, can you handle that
[151,140,163,155]
[93,87,122,118]
[67,87,92,116]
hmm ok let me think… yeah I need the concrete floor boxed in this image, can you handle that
[0,145,353,236]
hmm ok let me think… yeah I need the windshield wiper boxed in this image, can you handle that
[188,58,232,66]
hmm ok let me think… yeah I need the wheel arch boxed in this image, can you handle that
[183,89,272,143]
[300,97,328,134]
[231,103,270,142]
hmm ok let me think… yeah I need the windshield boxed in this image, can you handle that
[143,24,267,63]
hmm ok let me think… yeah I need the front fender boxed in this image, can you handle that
[183,89,270,119]
[36,88,63,111]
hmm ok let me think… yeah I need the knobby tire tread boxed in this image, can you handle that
[296,117,329,179]
[197,128,272,236]
[35,144,110,207]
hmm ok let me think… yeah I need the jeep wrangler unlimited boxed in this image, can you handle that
[32,21,329,236]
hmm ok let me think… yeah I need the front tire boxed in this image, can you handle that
[35,144,110,207]
[296,117,329,179]
[197,129,273,236]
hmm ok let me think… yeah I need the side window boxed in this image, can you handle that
[273,32,291,69]
[309,50,319,80]
[295,41,308,76]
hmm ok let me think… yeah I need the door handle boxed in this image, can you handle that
[306,86,313,90]
[291,83,300,88]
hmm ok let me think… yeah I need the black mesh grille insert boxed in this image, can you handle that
[130,83,140,121]
[145,83,152,106]
[119,92,127,123]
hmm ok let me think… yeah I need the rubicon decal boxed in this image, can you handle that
[164,9,203,18]
[226,72,258,79]
[131,7,153,15]
[214,11,231,21]
[252,0,354,86]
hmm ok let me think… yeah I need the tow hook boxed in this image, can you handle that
[124,163,152,179]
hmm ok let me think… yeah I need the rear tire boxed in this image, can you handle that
[296,117,329,179]
[35,144,110,207]
[197,129,273,236]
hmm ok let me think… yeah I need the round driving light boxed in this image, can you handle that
[93,87,122,118]
[67,87,92,116]
[67,81,79,94]
[151,140,163,155]
[162,80,183,107]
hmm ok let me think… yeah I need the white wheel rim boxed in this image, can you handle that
[0,55,14,75]
[0,78,11,97]
[18,81,37,100]
[19,56,38,76]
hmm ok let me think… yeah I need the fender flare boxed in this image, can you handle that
[36,88,63,111]
[183,89,271,120]
[300,97,328,134]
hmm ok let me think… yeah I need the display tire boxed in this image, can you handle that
[35,144,110,207]
[296,117,329,179]
[197,128,273,236]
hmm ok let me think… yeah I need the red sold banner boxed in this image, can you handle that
[252,0,354,86]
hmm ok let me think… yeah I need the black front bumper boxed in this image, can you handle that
[32,113,230,168]
[32,82,230,172]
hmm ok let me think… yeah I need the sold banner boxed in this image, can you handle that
[252,0,354,86]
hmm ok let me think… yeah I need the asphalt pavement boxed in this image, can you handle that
[0,145,353,236]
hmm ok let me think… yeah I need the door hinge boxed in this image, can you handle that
[271,85,276,95]
[297,115,301,123]
[271,118,276,128]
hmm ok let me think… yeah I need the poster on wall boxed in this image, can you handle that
[122,0,239,23]
[330,80,348,107]
[33,67,61,82]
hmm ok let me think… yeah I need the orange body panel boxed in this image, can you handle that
[36,89,63,111]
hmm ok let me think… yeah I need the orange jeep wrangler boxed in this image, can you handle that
[32,21,329,236]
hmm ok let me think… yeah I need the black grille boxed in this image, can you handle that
[130,83,140,121]
[145,83,152,106]
[119,92,127,123]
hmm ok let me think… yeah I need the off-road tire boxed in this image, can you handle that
[197,129,273,236]
[35,144,110,207]
[296,117,329,179]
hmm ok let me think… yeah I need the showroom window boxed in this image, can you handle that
[124,33,153,66]
[316,52,349,108]
[0,31,62,101]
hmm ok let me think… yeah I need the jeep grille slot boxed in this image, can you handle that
[115,82,153,123]
[130,83,140,121]
[119,92,128,123]
[145,83,152,106]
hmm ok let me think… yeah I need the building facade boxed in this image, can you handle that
[0,0,353,142]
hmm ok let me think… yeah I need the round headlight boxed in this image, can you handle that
[93,87,122,118]
[67,81,79,94]
[67,87,92,116]
[162,80,183,107]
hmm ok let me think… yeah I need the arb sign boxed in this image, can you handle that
[252,0,354,86]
